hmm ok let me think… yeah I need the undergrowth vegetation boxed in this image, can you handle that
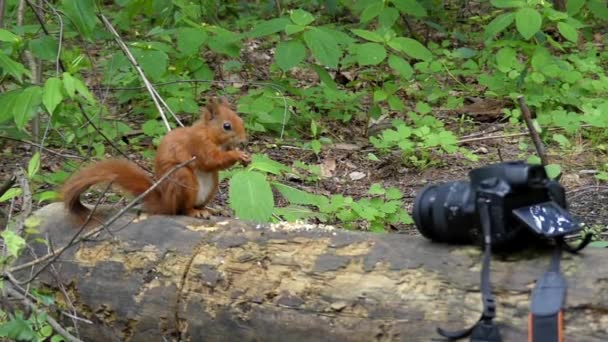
[1,0,608,338]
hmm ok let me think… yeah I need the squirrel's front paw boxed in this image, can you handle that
[237,151,251,166]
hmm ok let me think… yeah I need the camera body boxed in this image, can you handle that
[413,161,580,248]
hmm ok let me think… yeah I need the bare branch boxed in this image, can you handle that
[517,96,549,166]
[0,135,84,160]
[8,156,197,273]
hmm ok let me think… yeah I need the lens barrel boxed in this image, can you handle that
[412,181,475,244]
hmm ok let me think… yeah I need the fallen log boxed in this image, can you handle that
[12,203,608,341]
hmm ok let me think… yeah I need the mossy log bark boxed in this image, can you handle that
[14,203,608,342]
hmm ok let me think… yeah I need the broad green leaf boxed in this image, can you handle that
[351,29,384,43]
[388,54,413,79]
[566,0,586,15]
[228,171,274,222]
[373,89,388,102]
[516,7,542,40]
[13,86,42,130]
[249,18,290,38]
[491,0,525,8]
[557,22,578,43]
[544,164,562,180]
[249,154,290,175]
[496,47,518,72]
[61,0,97,39]
[0,90,19,124]
[391,0,427,17]
[588,0,608,20]
[0,188,22,202]
[133,49,168,80]
[368,183,386,195]
[28,152,41,178]
[62,72,76,98]
[453,47,477,59]
[484,13,515,40]
[274,206,319,222]
[361,2,384,22]
[379,7,399,28]
[43,77,64,114]
[385,187,403,200]
[0,54,29,82]
[29,36,59,61]
[285,24,306,35]
[290,9,315,26]
[275,40,306,71]
[389,37,432,61]
[303,28,341,68]
[355,43,387,66]
[273,182,326,207]
[0,29,20,42]
[177,27,208,55]
[1,230,26,257]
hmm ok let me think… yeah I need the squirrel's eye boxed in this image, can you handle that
[223,122,232,131]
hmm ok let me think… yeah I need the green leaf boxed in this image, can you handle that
[273,182,327,207]
[62,72,76,98]
[388,55,413,79]
[360,2,384,22]
[0,29,20,43]
[544,164,562,180]
[177,27,208,55]
[0,188,22,202]
[28,152,41,178]
[491,0,525,8]
[13,86,42,130]
[557,22,578,43]
[249,18,290,38]
[29,36,59,61]
[566,0,586,15]
[373,89,388,102]
[290,9,315,26]
[485,13,515,40]
[249,154,290,175]
[42,77,64,115]
[379,7,399,28]
[133,49,168,81]
[285,24,306,35]
[274,205,319,222]
[351,29,384,43]
[516,7,542,40]
[311,64,337,89]
[0,90,19,124]
[368,183,386,195]
[275,40,306,71]
[588,0,608,20]
[386,187,403,200]
[1,230,26,257]
[303,28,341,68]
[61,0,97,39]
[496,47,518,72]
[389,37,432,61]
[355,43,387,66]
[0,54,29,83]
[391,0,427,17]
[229,171,274,222]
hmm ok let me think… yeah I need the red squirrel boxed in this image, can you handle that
[61,97,251,223]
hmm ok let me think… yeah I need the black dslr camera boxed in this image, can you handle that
[412,161,590,342]
[413,160,582,249]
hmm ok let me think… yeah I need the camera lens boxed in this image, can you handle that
[412,181,475,244]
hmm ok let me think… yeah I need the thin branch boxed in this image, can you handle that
[41,0,63,75]
[517,96,549,166]
[98,13,174,131]
[3,283,84,342]
[17,182,113,285]
[8,156,196,273]
[0,136,85,160]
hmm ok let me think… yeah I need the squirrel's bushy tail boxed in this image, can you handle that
[61,159,155,223]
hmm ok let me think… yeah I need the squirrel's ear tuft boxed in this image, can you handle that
[202,97,220,121]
